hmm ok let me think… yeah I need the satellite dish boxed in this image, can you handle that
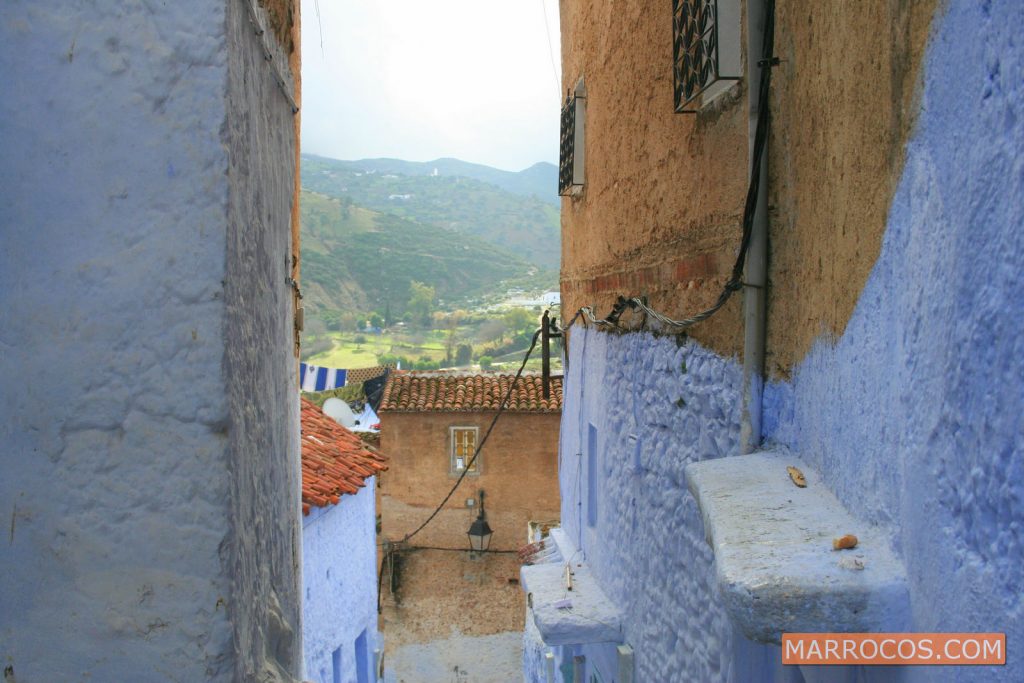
[322,398,356,429]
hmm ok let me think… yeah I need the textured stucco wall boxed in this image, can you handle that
[558,0,936,372]
[0,1,301,680]
[379,411,557,681]
[548,327,744,681]
[539,1,1022,682]
[303,480,380,683]
[765,0,936,375]
[0,2,234,679]
[382,550,525,683]
[763,1,1024,679]
[379,411,560,551]
[224,0,303,679]
[558,0,748,357]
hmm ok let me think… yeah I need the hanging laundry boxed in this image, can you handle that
[300,363,347,392]
[351,403,380,433]
[363,369,390,411]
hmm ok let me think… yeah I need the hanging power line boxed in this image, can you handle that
[397,329,543,545]
[240,0,299,114]
[540,0,561,98]
[401,544,518,555]
[313,0,325,60]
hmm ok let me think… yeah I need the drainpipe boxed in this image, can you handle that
[741,0,769,454]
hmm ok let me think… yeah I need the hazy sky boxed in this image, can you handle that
[300,0,562,172]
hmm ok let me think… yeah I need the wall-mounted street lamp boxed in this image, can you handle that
[467,489,493,553]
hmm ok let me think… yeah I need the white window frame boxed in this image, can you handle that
[558,77,586,196]
[449,426,481,475]
[672,0,742,113]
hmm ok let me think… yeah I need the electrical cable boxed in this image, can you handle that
[381,2,778,601]
[540,0,562,98]
[240,0,300,114]
[376,547,387,613]
[402,544,519,555]
[313,0,325,60]
[398,329,543,544]
[559,0,776,335]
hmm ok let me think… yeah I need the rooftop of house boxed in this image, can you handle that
[301,397,387,515]
[379,372,562,413]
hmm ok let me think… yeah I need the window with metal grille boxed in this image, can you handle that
[673,0,741,113]
[450,426,480,474]
[558,78,586,195]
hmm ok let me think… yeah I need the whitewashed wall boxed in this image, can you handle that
[303,480,380,683]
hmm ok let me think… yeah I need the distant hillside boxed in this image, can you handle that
[301,190,545,321]
[302,155,561,269]
[303,154,559,205]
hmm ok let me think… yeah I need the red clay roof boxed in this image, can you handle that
[379,373,562,413]
[301,398,387,515]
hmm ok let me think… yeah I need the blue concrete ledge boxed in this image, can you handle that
[521,529,624,646]
[685,451,910,644]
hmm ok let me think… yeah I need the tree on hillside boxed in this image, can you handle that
[455,343,473,366]
[300,318,332,358]
[441,310,464,364]
[339,312,360,332]
[407,281,435,327]
[503,307,536,333]
[476,318,507,344]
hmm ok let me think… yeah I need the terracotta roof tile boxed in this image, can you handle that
[301,398,387,515]
[378,373,562,413]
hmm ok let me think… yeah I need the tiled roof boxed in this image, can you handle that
[301,398,387,515]
[379,373,562,413]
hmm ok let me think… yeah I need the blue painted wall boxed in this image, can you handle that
[0,2,302,679]
[532,0,1023,681]
[552,329,743,680]
[763,0,1023,679]
[303,478,381,683]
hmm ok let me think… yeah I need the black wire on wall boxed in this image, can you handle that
[396,329,543,545]
[561,0,776,336]
[380,0,778,563]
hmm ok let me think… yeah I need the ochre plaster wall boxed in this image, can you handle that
[379,411,561,552]
[765,0,936,375]
[559,0,936,374]
[381,549,526,682]
[559,0,749,357]
[377,410,559,670]
[259,0,297,55]
[383,550,525,644]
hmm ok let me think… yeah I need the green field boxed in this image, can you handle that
[305,333,562,375]
[305,332,449,368]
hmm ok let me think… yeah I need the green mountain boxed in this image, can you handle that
[301,190,545,322]
[303,155,559,205]
[302,155,561,269]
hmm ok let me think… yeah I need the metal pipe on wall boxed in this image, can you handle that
[741,0,769,454]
